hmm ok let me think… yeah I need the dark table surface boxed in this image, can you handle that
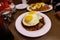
[8,0,60,40]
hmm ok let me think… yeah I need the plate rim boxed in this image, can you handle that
[15,12,51,37]
[16,4,28,9]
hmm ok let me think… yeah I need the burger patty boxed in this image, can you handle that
[21,17,45,31]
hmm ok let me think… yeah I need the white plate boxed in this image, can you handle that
[2,11,10,15]
[16,4,28,9]
[27,5,53,12]
[15,12,51,37]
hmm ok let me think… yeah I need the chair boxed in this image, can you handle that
[0,15,14,40]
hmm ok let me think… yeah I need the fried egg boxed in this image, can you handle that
[30,3,45,10]
[22,11,43,26]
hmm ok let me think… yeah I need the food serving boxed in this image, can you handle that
[15,11,51,37]
[28,3,50,11]
[21,11,45,31]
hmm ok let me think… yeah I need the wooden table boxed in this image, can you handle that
[8,0,60,40]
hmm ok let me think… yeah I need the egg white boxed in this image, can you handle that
[22,12,43,26]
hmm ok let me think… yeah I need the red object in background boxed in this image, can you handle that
[4,1,9,8]
[0,0,9,12]
[0,4,4,12]
[0,16,3,26]
[2,0,9,8]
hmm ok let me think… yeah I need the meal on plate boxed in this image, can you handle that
[29,3,50,11]
[21,11,45,31]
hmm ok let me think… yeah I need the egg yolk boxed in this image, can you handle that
[28,11,35,14]
[25,16,33,23]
